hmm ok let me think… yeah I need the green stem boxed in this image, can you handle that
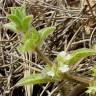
[35,48,55,66]
[35,48,91,85]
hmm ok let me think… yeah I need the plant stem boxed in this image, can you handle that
[36,48,92,85]
[35,48,55,66]
[65,73,91,85]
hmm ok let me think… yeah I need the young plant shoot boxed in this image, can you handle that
[4,6,96,95]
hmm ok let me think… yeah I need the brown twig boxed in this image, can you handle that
[86,0,95,18]
[67,84,87,96]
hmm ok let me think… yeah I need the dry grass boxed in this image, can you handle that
[0,0,96,96]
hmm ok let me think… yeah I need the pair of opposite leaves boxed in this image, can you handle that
[3,7,96,87]
[4,7,56,52]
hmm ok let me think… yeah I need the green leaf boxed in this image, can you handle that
[15,8,24,20]
[56,51,71,64]
[7,7,27,33]
[16,74,51,86]
[31,27,41,48]
[86,86,96,94]
[8,15,22,28]
[43,64,55,77]
[18,27,40,53]
[11,7,26,18]
[39,27,56,43]
[19,6,26,17]
[16,7,26,20]
[57,48,96,65]
[67,48,96,65]
[43,64,63,81]
[3,22,17,32]
[22,15,33,32]
[11,7,17,15]
[86,81,96,95]
[18,39,32,53]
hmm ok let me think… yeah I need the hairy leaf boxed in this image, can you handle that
[16,7,26,20]
[22,15,33,32]
[11,7,17,15]
[86,81,96,95]
[18,39,32,53]
[3,22,17,32]
[67,48,96,65]
[39,27,56,43]
[43,64,64,81]
[16,74,52,86]
[11,7,26,18]
[8,15,22,28]
[56,51,71,64]
[31,27,41,48]
[18,28,40,53]
[57,48,96,65]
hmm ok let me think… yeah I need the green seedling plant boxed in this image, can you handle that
[4,6,96,95]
